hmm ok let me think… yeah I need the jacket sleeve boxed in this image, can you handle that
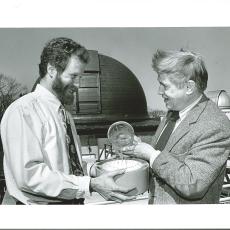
[151,122,230,200]
[1,105,90,200]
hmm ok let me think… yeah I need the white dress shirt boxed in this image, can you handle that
[0,84,90,204]
[150,95,203,166]
[173,94,203,132]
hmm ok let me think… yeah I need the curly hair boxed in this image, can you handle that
[39,37,89,78]
[152,49,208,92]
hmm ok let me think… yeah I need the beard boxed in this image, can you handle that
[52,75,76,105]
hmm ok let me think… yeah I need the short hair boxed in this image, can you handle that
[39,37,89,78]
[152,49,208,92]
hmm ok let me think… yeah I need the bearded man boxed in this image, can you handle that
[0,37,135,204]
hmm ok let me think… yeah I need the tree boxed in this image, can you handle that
[0,74,28,202]
[0,73,28,121]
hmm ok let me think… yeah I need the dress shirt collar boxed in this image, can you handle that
[34,84,62,112]
[179,94,203,121]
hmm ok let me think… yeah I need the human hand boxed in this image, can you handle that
[90,169,136,203]
[118,135,141,154]
[122,141,157,162]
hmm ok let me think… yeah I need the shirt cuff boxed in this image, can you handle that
[149,150,161,168]
[73,175,91,198]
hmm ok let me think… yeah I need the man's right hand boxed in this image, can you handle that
[90,169,136,203]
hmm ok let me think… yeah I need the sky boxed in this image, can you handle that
[1,27,230,111]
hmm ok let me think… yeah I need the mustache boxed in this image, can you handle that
[61,84,77,92]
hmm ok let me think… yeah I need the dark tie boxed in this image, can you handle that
[154,110,180,151]
[60,106,84,176]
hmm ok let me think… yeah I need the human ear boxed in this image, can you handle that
[186,80,196,95]
[47,63,57,79]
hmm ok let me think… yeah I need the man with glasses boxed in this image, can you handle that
[123,49,230,204]
[0,37,135,204]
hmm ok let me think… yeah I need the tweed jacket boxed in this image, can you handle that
[149,95,230,204]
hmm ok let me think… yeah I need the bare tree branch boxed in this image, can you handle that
[0,73,28,120]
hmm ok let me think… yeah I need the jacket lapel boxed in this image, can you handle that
[166,95,209,152]
[152,116,168,146]
[166,117,190,151]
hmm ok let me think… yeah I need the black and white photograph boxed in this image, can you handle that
[1,0,230,229]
